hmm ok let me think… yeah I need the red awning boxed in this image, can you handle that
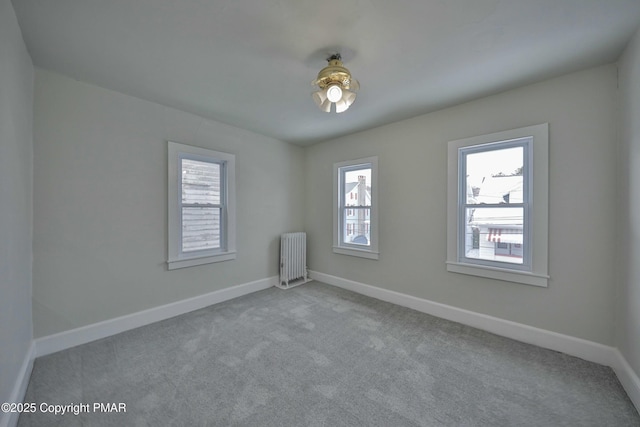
[487,228,523,244]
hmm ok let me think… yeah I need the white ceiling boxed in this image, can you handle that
[12,0,640,145]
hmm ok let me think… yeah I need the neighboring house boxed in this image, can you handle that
[467,175,524,263]
[344,175,371,244]
[181,159,222,252]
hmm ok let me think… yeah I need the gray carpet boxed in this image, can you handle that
[19,281,640,426]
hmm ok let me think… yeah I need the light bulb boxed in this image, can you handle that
[326,85,343,103]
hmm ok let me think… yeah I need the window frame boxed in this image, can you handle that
[167,141,236,270]
[446,124,549,287]
[333,156,379,260]
[457,138,532,271]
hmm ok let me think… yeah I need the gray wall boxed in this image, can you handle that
[305,65,618,345]
[33,69,305,337]
[5,1,638,404]
[618,27,640,377]
[23,23,638,380]
[0,0,33,405]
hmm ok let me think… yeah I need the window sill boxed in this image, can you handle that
[333,246,379,260]
[446,261,548,287]
[168,251,236,270]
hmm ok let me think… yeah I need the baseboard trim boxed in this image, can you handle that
[34,276,277,358]
[0,342,35,427]
[24,272,640,412]
[309,270,640,410]
[309,271,616,364]
[611,349,640,410]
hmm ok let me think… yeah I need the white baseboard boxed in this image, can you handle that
[0,342,35,427]
[309,270,640,410]
[23,271,640,413]
[310,270,615,365]
[611,349,640,410]
[309,271,640,411]
[35,276,277,358]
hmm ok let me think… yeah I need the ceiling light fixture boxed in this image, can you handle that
[312,54,359,113]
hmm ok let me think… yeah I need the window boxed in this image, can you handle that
[460,140,529,268]
[333,156,379,259]
[446,124,549,287]
[168,141,236,270]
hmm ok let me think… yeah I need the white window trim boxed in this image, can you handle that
[333,156,379,260]
[446,124,549,287]
[167,141,236,270]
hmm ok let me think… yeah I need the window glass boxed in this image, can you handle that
[464,207,524,264]
[181,159,222,252]
[460,141,528,267]
[333,157,379,260]
[182,207,221,252]
[342,167,372,247]
[168,141,236,270]
[181,159,220,205]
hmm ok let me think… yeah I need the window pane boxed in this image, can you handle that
[182,159,220,205]
[464,207,523,264]
[343,207,370,246]
[344,168,371,207]
[182,207,220,252]
[465,147,523,205]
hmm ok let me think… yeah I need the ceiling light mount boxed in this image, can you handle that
[312,53,359,113]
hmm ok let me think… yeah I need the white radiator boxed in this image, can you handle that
[278,232,310,289]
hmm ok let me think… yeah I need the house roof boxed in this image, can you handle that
[345,182,358,194]
[345,182,371,194]
[476,176,523,204]
[471,176,524,227]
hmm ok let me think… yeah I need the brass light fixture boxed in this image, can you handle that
[312,53,359,113]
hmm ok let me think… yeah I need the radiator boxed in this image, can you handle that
[278,232,310,289]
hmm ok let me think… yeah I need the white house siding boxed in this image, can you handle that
[181,159,221,252]
[344,176,371,244]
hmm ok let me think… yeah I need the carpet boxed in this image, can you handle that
[18,281,640,426]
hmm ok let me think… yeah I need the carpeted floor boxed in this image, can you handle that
[19,281,640,426]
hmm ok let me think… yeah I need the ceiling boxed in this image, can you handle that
[12,0,640,146]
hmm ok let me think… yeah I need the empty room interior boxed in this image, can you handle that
[3,0,640,425]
